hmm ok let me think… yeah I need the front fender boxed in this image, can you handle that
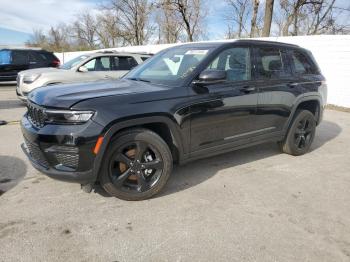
[91,115,186,181]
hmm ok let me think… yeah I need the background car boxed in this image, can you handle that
[16,51,151,101]
[0,48,60,83]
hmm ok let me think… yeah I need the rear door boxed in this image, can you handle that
[253,45,302,134]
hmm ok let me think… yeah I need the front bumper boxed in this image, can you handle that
[21,115,104,184]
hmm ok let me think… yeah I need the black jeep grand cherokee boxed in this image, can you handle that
[21,40,327,200]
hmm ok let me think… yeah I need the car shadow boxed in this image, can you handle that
[94,120,342,199]
[161,120,342,197]
[311,120,342,150]
[0,156,27,196]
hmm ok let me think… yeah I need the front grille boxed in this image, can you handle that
[27,102,46,128]
[24,138,49,168]
[54,152,79,169]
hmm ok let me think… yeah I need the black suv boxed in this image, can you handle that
[21,40,327,200]
[0,48,60,82]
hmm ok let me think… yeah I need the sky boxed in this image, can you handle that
[0,0,348,46]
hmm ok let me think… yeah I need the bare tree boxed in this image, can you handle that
[156,0,184,43]
[250,0,260,37]
[26,29,49,49]
[225,0,251,38]
[262,0,275,36]
[72,12,99,49]
[167,0,205,42]
[96,11,124,48]
[101,0,152,45]
[305,0,337,34]
[276,0,348,36]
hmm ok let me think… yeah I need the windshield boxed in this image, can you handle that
[125,46,214,87]
[60,54,89,70]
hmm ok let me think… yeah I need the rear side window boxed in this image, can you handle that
[255,47,291,79]
[112,56,138,70]
[141,56,150,61]
[290,50,317,75]
[0,50,11,64]
[35,52,54,61]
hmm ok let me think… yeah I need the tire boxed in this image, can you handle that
[99,128,173,201]
[279,109,316,156]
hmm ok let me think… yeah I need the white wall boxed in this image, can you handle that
[55,35,350,108]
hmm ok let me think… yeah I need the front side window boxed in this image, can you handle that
[84,57,112,71]
[207,47,251,81]
[12,51,28,65]
[291,50,316,75]
[256,47,291,79]
[125,46,214,87]
[60,55,88,70]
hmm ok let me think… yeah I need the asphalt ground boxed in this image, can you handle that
[0,85,350,262]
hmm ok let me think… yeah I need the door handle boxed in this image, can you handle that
[240,86,256,93]
[287,82,298,88]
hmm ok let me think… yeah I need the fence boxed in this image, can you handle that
[55,35,350,108]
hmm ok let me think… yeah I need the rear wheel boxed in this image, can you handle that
[279,110,316,156]
[100,128,172,201]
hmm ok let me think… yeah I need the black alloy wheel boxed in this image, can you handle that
[294,117,313,149]
[100,128,173,200]
[109,141,163,193]
[279,109,316,156]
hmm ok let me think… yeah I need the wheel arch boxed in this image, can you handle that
[92,116,185,181]
[284,95,323,134]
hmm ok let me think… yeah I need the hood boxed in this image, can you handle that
[28,79,167,108]
[19,67,61,75]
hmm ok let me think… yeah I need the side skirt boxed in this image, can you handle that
[179,131,285,165]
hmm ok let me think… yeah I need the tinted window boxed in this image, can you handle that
[291,50,317,75]
[29,52,42,63]
[112,56,138,70]
[0,50,11,65]
[12,50,28,65]
[207,47,251,81]
[141,56,150,61]
[256,47,291,79]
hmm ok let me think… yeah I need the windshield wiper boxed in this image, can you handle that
[128,77,151,83]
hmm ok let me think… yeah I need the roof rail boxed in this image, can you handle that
[0,46,44,51]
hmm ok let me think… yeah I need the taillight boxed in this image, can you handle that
[52,59,60,67]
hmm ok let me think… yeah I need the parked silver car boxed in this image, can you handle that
[16,51,151,101]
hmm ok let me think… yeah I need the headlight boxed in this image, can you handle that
[23,74,41,84]
[45,110,94,124]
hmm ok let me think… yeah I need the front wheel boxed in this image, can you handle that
[100,128,173,201]
[279,110,316,156]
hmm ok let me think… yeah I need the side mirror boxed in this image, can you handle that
[193,69,227,85]
[78,66,88,73]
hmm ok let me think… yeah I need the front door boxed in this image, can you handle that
[189,46,259,153]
